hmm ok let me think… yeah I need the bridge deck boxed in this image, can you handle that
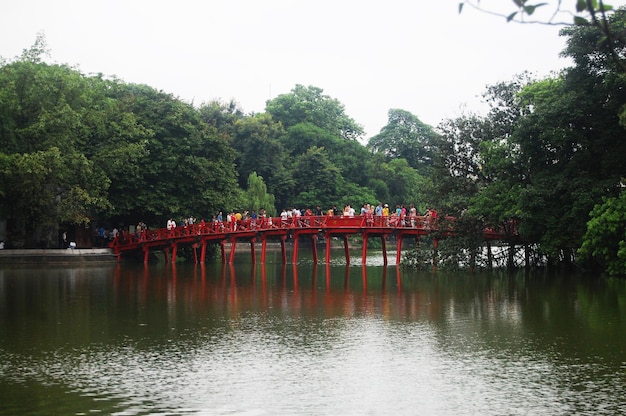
[109,215,512,265]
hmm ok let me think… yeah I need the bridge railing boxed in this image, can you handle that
[109,214,458,250]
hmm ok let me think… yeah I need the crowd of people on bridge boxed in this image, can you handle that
[107,202,441,245]
[161,203,439,235]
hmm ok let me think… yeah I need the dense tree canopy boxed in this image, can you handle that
[266,84,364,141]
[367,109,439,175]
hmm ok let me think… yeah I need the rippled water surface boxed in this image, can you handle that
[1,255,625,415]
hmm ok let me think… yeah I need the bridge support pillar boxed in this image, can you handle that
[292,234,299,264]
[219,241,226,264]
[250,238,256,263]
[280,235,287,264]
[200,242,207,264]
[325,234,331,264]
[143,247,150,264]
[381,236,388,266]
[311,234,318,264]
[261,236,267,264]
[343,236,350,266]
[361,233,368,265]
[170,243,178,263]
[229,237,237,264]
[396,234,403,265]
[192,243,198,264]
[162,247,169,264]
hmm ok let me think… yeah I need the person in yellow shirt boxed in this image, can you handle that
[382,204,390,226]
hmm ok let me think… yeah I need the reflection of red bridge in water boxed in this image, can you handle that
[109,215,514,265]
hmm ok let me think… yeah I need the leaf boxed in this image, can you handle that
[458,2,464,13]
[576,0,587,13]
[524,3,547,15]
[574,16,590,25]
[507,11,518,22]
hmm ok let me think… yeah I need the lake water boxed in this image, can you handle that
[1,250,625,415]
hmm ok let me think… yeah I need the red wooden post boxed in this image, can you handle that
[200,242,207,264]
[280,235,287,264]
[261,235,267,264]
[343,236,350,266]
[395,234,403,265]
[311,234,318,264]
[219,240,226,264]
[381,236,388,266]
[229,237,237,264]
[361,233,368,265]
[325,234,331,264]
[170,243,178,263]
[292,234,299,264]
[250,238,256,263]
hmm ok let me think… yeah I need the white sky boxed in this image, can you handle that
[2,0,622,139]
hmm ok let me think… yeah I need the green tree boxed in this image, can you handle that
[0,36,243,246]
[197,99,245,138]
[110,83,240,226]
[0,148,109,247]
[579,190,626,276]
[230,113,293,208]
[280,121,376,189]
[291,146,342,209]
[244,172,277,216]
[444,76,533,223]
[510,52,626,260]
[367,109,439,175]
[374,158,430,211]
[266,84,364,140]
[0,39,121,246]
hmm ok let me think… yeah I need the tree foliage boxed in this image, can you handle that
[367,109,439,175]
[266,84,364,141]
[579,190,626,276]
[244,172,276,216]
[0,36,239,246]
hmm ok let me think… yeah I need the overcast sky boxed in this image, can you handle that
[2,1,622,139]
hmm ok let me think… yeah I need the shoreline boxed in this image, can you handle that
[0,248,118,264]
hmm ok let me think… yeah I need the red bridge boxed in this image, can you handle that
[109,215,513,265]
